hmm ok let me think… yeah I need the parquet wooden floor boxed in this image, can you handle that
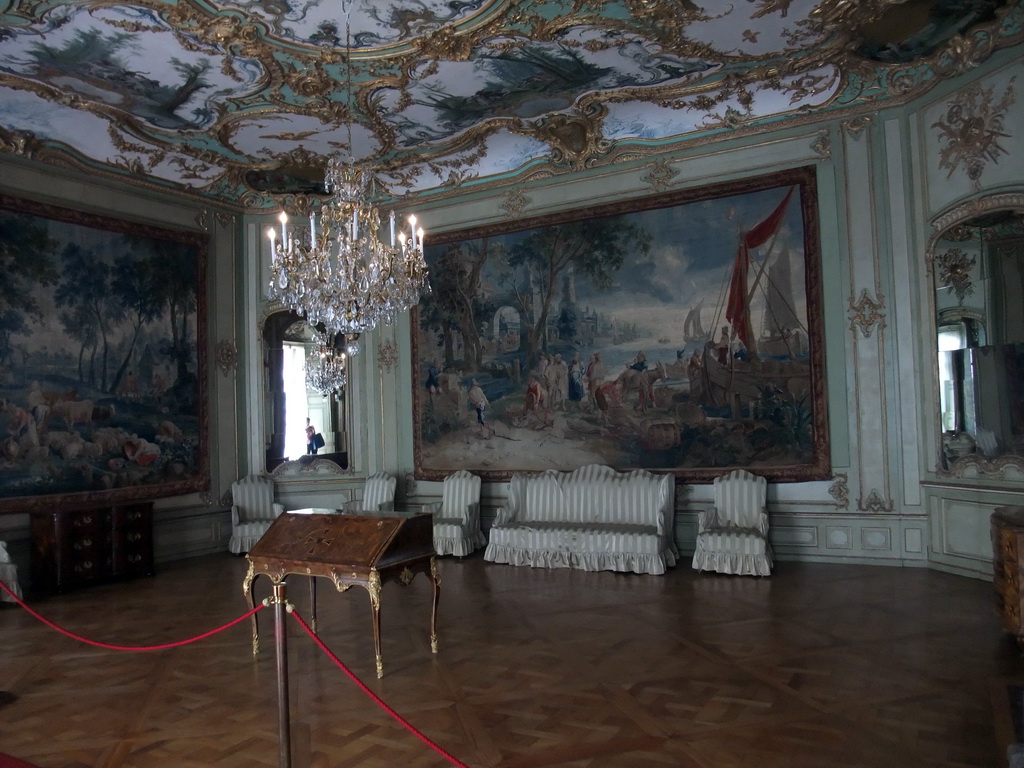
[1,553,1021,768]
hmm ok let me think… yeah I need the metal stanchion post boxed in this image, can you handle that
[273,580,292,768]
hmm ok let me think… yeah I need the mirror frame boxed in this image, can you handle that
[927,191,1024,480]
[257,304,353,479]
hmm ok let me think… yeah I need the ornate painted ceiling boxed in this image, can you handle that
[0,0,1020,210]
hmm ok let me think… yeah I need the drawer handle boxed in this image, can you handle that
[128,533,142,543]
[75,515,93,526]
[74,539,93,549]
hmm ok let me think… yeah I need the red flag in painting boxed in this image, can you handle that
[725,244,750,344]
[725,186,796,350]
[745,186,795,249]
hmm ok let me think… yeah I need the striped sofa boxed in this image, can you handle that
[483,464,677,575]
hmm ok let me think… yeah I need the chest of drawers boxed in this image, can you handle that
[31,502,154,593]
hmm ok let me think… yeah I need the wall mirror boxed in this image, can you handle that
[261,310,349,473]
[931,198,1024,474]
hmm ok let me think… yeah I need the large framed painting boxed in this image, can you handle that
[412,166,829,483]
[0,194,208,511]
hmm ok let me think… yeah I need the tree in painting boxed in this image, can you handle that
[502,217,651,370]
[0,213,58,372]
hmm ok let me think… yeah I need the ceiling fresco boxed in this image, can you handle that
[0,0,1019,209]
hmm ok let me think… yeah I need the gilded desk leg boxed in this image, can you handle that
[429,557,441,654]
[368,570,383,678]
[242,560,260,657]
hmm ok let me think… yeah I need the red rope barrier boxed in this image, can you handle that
[0,578,264,652]
[289,608,473,768]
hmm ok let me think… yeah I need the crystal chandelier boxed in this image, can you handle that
[305,333,348,396]
[265,6,428,352]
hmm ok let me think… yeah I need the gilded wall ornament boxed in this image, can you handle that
[523,105,612,171]
[641,159,679,192]
[377,338,398,374]
[811,131,831,159]
[858,488,894,513]
[848,289,887,339]
[215,339,239,376]
[0,126,41,158]
[935,247,976,304]
[932,78,1016,191]
[842,116,872,140]
[501,188,531,219]
[828,472,849,508]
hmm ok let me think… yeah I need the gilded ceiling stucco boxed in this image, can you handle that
[0,0,1018,208]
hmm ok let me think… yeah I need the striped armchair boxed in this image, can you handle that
[229,475,285,554]
[692,469,773,576]
[0,540,21,602]
[342,471,397,512]
[427,470,484,556]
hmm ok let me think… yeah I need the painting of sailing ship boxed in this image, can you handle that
[412,166,828,482]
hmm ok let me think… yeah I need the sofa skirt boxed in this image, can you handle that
[484,522,674,575]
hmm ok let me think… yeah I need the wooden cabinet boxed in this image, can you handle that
[992,507,1024,647]
[31,502,154,593]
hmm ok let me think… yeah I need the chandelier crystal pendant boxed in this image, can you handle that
[305,333,348,396]
[265,3,428,353]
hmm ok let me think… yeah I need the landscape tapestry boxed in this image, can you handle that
[412,166,829,483]
[0,195,208,511]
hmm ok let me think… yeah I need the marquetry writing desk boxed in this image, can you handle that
[243,508,439,678]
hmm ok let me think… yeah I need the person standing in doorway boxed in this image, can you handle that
[305,417,317,454]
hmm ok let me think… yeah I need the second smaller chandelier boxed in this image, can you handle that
[305,332,348,396]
